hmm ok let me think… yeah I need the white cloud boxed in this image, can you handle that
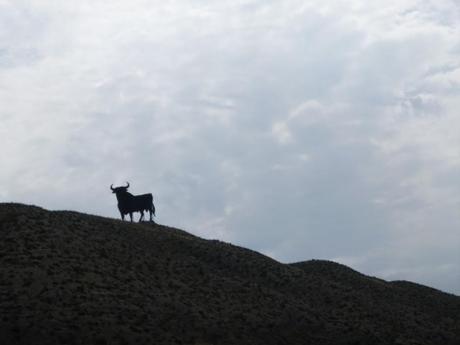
[271,121,292,144]
[1,0,460,294]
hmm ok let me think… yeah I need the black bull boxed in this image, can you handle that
[110,183,156,222]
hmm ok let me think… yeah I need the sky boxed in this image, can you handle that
[1,0,459,294]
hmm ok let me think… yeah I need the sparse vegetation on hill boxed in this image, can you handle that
[0,203,459,344]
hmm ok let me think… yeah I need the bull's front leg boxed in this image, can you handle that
[120,212,125,221]
[129,212,133,222]
[138,211,144,222]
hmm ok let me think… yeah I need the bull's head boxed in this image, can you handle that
[110,182,130,193]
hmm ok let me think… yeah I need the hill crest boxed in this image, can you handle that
[1,203,459,345]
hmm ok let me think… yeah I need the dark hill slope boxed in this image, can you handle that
[0,203,459,345]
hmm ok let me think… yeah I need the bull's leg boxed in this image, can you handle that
[139,211,144,222]
[120,212,125,221]
[149,208,153,222]
[129,212,133,222]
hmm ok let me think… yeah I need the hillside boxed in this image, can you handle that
[0,203,459,345]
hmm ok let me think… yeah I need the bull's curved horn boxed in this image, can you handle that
[110,184,115,191]
[125,181,130,188]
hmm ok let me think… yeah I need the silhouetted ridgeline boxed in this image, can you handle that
[0,203,459,345]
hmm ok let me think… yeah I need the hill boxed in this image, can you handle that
[0,203,459,344]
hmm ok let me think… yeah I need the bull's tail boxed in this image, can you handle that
[150,194,156,221]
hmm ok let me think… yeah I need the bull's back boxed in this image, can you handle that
[133,193,153,210]
[117,193,153,213]
[138,193,153,200]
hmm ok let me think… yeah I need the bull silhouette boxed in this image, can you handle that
[110,182,155,222]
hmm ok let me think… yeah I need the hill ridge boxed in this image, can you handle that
[1,203,459,345]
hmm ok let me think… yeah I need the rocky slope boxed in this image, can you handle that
[0,203,459,344]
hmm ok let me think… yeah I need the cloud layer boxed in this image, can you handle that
[1,0,459,294]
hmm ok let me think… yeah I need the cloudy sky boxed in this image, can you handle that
[1,0,459,294]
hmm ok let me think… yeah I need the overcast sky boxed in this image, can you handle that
[1,0,459,294]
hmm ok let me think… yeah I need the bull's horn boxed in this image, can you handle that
[110,184,115,191]
[125,182,130,188]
